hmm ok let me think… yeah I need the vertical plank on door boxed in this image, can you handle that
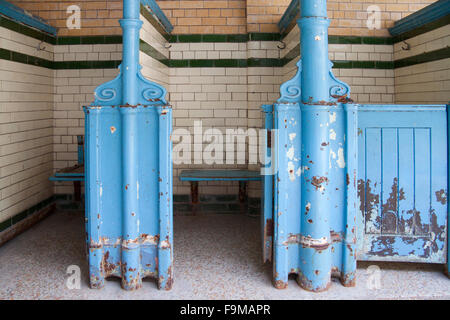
[381,128,399,234]
[414,128,431,235]
[398,128,415,235]
[365,128,382,234]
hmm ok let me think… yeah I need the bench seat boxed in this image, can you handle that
[179,169,261,182]
[179,169,261,206]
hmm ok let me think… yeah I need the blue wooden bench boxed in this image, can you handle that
[49,136,85,201]
[179,169,262,205]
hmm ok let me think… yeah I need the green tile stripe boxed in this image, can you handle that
[57,35,122,45]
[332,60,394,69]
[168,33,282,43]
[0,47,122,69]
[0,47,53,68]
[0,196,54,233]
[168,58,393,69]
[53,60,122,69]
[139,40,169,64]
[394,46,450,69]
[0,14,56,44]
[328,35,393,45]
[168,33,394,45]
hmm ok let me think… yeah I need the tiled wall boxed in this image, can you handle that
[394,24,450,104]
[326,0,436,36]
[10,0,438,36]
[168,40,282,197]
[0,25,54,223]
[281,25,395,104]
[9,0,123,36]
[158,0,248,34]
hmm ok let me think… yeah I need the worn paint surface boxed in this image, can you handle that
[84,106,173,290]
[83,0,173,291]
[357,105,447,263]
[267,0,357,293]
[262,0,449,292]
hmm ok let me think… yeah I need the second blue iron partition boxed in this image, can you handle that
[268,102,358,291]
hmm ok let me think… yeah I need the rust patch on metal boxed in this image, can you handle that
[332,94,354,104]
[340,273,356,287]
[330,231,343,243]
[435,189,447,205]
[274,279,288,289]
[311,176,329,190]
[297,271,331,292]
[304,100,337,106]
[101,251,118,276]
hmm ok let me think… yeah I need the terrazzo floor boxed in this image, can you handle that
[0,210,449,300]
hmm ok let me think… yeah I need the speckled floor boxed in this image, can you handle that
[0,210,449,300]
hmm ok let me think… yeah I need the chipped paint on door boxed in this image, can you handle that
[357,105,448,263]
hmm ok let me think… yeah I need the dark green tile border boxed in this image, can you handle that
[168,33,281,43]
[394,47,450,69]
[0,196,54,233]
[0,14,56,44]
[328,36,393,45]
[57,35,123,45]
[167,57,393,69]
[168,33,393,44]
[0,48,53,68]
[139,40,169,64]
[53,60,122,69]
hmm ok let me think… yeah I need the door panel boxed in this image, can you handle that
[357,105,447,263]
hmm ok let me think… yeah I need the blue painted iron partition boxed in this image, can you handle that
[262,0,449,292]
[83,0,173,291]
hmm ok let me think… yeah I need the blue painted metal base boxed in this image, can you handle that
[269,102,357,292]
[84,105,173,290]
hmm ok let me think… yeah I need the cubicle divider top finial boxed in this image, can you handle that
[92,0,168,107]
[278,0,351,105]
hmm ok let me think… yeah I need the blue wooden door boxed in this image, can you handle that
[357,105,448,263]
